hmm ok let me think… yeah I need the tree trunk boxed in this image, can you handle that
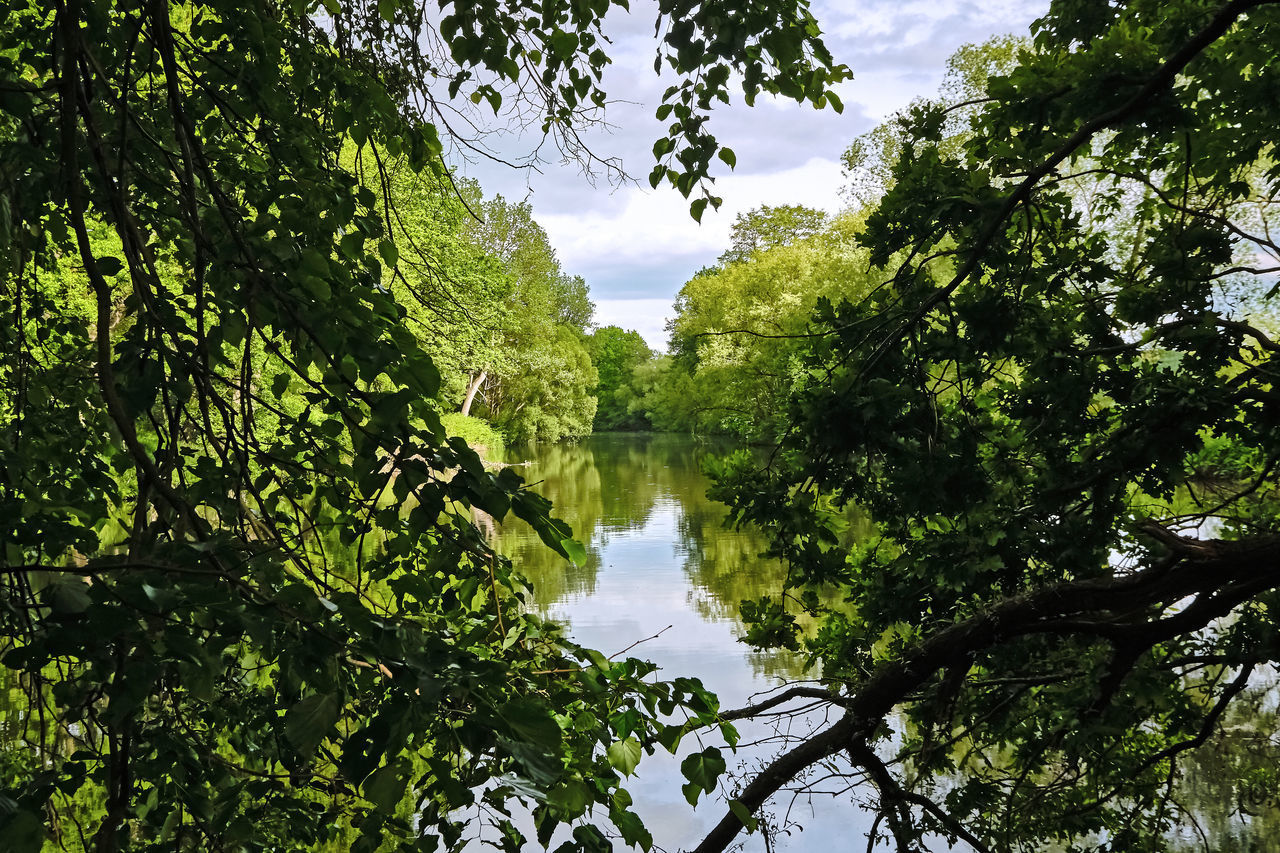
[460,370,487,417]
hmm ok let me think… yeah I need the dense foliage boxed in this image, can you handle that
[584,327,652,432]
[0,0,846,850]
[688,1,1280,851]
[649,209,874,441]
[715,204,829,267]
[457,194,600,443]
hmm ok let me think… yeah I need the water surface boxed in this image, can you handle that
[495,433,872,851]
[495,433,1280,853]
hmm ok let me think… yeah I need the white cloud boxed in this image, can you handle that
[593,298,673,352]
[449,1,1051,326]
[542,157,847,300]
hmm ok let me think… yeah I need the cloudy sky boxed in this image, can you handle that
[449,0,1049,350]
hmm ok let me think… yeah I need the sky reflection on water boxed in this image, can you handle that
[495,434,874,851]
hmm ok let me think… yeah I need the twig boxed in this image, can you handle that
[609,624,673,660]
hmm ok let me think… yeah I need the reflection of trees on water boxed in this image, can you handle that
[673,498,811,681]
[495,441,606,604]
[499,433,818,679]
[1170,676,1280,851]
[496,433,718,607]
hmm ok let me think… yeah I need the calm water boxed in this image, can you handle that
[2,434,1277,850]
[493,433,879,851]
[494,433,1280,853]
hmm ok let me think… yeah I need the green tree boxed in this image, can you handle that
[460,194,599,442]
[484,324,599,444]
[842,34,1024,208]
[362,161,513,409]
[657,212,877,441]
[690,2,1280,852]
[0,0,845,850]
[717,203,830,266]
[586,326,653,431]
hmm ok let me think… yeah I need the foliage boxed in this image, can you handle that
[0,0,843,849]
[364,162,513,408]
[586,326,653,431]
[656,212,876,441]
[461,194,598,443]
[463,195,595,340]
[485,324,599,445]
[438,412,506,459]
[841,34,1024,208]
[622,356,682,434]
[688,2,1280,852]
[717,204,829,266]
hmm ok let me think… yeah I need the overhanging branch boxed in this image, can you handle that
[691,533,1280,853]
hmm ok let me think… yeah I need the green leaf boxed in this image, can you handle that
[378,239,399,268]
[340,231,365,260]
[271,373,290,397]
[0,810,44,853]
[96,256,123,277]
[550,31,578,61]
[547,778,593,815]
[49,577,92,614]
[606,737,642,776]
[285,693,341,755]
[728,799,757,832]
[559,537,587,566]
[502,698,562,748]
[615,809,652,850]
[363,761,409,811]
[655,723,685,753]
[680,746,725,793]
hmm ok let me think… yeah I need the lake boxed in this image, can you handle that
[494,433,1280,853]
[493,432,885,851]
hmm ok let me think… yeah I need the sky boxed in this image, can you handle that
[448,0,1049,350]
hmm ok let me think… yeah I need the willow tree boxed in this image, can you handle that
[694,1,1280,851]
[0,0,846,849]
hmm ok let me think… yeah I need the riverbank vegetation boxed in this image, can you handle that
[0,0,844,849]
[5,0,1280,851]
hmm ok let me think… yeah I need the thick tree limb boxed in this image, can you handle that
[691,534,1280,853]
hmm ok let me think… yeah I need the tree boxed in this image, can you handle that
[363,161,512,409]
[690,2,1280,851]
[657,212,876,441]
[0,0,846,850]
[717,203,829,266]
[483,323,599,444]
[841,34,1024,208]
[456,194,600,442]
[586,326,653,431]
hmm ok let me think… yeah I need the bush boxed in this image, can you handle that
[440,412,506,459]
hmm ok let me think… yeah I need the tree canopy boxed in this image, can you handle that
[690,1,1280,851]
[655,210,875,441]
[459,194,599,443]
[585,327,652,432]
[716,204,829,266]
[0,0,846,850]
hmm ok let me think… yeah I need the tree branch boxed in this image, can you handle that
[691,533,1280,853]
[859,0,1276,378]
